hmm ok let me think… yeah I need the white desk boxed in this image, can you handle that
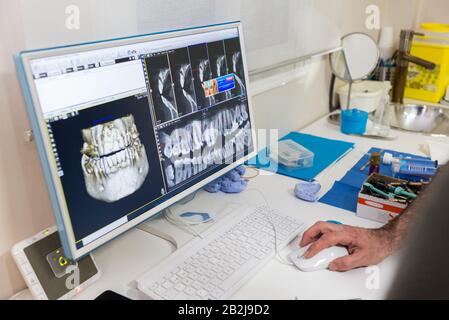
[73,114,448,300]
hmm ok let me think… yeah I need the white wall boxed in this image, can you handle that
[1,0,448,299]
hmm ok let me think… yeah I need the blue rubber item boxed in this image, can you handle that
[225,170,242,182]
[294,182,321,202]
[180,212,212,222]
[204,167,249,194]
[341,109,368,135]
[235,165,246,176]
[220,178,248,194]
[203,179,223,193]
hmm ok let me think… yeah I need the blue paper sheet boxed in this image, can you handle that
[247,132,355,182]
[319,148,430,213]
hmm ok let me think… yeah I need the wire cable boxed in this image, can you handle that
[245,188,296,266]
[164,208,206,239]
[241,167,260,180]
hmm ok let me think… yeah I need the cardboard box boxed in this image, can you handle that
[356,174,408,224]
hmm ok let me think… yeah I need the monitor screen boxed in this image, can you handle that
[18,23,256,259]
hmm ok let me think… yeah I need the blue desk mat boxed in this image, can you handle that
[247,132,355,182]
[319,148,430,213]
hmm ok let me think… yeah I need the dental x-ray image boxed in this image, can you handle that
[158,102,253,190]
[225,38,247,97]
[81,114,149,203]
[169,48,198,116]
[49,94,166,242]
[207,40,229,103]
[146,54,178,124]
[189,44,215,109]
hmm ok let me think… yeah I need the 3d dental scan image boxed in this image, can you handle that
[169,48,198,116]
[146,54,179,124]
[48,94,166,241]
[80,114,150,203]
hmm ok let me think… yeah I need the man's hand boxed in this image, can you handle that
[300,222,396,272]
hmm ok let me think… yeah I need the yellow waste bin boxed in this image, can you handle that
[405,23,449,103]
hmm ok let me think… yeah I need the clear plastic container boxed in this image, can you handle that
[270,140,314,169]
[372,86,393,137]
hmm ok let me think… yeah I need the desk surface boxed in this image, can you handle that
[74,115,449,300]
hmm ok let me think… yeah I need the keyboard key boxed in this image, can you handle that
[162,288,179,300]
[184,287,196,296]
[149,282,159,291]
[182,278,194,286]
[197,289,208,298]
[154,287,165,297]
[178,270,188,278]
[175,283,186,292]
[211,288,225,299]
[255,251,266,260]
[185,265,195,273]
[192,281,203,290]
[188,273,199,281]
[220,259,258,291]
[217,273,227,281]
[223,267,233,275]
[204,284,216,292]
[210,278,222,287]
[203,262,213,269]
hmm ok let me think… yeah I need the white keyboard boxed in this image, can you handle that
[136,206,305,300]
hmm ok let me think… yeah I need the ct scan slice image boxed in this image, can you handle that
[80,114,150,203]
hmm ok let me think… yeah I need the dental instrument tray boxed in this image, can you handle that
[357,174,427,223]
[269,139,314,169]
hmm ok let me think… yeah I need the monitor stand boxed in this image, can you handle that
[137,189,248,249]
[137,191,202,249]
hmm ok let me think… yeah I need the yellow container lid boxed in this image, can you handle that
[421,23,449,33]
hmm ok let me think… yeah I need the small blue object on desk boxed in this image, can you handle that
[248,132,354,182]
[294,182,321,202]
[341,109,368,135]
[319,148,431,213]
[180,212,214,223]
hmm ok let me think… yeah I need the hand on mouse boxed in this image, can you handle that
[300,222,396,272]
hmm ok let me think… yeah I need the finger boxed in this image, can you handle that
[304,233,346,258]
[329,253,364,272]
[300,222,341,247]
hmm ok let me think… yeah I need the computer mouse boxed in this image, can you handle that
[288,245,349,272]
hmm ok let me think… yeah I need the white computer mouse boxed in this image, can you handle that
[288,245,349,272]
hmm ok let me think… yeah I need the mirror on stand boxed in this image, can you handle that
[329,32,383,137]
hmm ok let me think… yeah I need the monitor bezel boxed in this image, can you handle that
[15,21,258,260]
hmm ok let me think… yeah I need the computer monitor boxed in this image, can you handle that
[15,22,257,260]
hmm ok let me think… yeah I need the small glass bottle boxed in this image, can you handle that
[372,82,392,137]
[369,152,381,175]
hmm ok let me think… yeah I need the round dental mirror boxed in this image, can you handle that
[330,32,380,109]
[330,32,380,81]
